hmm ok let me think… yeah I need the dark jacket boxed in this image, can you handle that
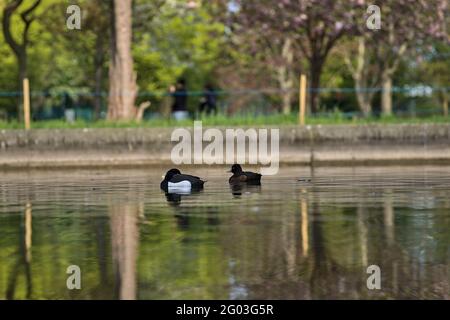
[199,88,217,114]
[172,89,187,112]
[205,89,217,108]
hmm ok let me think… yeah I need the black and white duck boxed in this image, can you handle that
[161,168,206,192]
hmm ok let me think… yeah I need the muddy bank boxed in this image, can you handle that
[1,124,449,169]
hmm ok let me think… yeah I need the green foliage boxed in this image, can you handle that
[0,1,448,120]
[133,1,225,111]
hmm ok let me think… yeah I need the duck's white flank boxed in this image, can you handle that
[168,180,192,191]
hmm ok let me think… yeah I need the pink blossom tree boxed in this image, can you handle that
[370,0,447,115]
[345,0,448,116]
[230,0,364,113]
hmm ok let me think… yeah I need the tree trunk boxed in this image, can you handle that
[442,92,448,117]
[2,0,41,121]
[277,65,293,115]
[379,32,405,117]
[94,33,105,120]
[277,38,294,115]
[281,89,293,115]
[381,71,393,116]
[355,75,375,117]
[309,58,323,114]
[344,37,377,117]
[17,52,27,122]
[355,89,373,117]
[107,0,138,121]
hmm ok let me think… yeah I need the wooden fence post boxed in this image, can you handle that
[299,74,307,125]
[23,78,31,130]
[298,74,306,126]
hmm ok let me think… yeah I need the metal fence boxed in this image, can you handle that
[0,86,449,122]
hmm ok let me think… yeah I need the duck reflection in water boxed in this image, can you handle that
[230,182,262,197]
[164,189,202,206]
[162,180,204,230]
[164,191,219,231]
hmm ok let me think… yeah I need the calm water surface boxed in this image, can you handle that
[0,166,449,299]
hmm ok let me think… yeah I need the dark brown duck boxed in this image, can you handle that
[228,164,262,184]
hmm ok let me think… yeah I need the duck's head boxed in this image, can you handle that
[229,164,243,174]
[163,168,181,181]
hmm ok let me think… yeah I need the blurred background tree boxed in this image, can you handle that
[0,0,448,122]
[422,43,450,116]
[2,0,42,120]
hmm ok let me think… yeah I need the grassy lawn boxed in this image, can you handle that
[1,113,449,129]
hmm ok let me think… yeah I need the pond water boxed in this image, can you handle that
[0,166,449,300]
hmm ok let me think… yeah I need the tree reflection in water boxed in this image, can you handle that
[109,202,140,300]
[6,203,32,300]
[0,168,448,299]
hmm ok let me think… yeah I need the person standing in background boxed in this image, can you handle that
[199,84,218,116]
[170,79,189,120]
